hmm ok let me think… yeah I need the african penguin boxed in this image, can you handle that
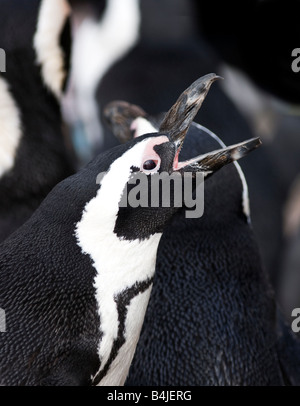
[96,0,284,292]
[0,0,74,243]
[0,74,259,386]
[104,79,300,386]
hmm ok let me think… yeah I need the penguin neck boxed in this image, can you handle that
[75,143,163,385]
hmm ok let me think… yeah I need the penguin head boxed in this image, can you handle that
[92,74,261,242]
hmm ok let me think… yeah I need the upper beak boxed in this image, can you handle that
[174,137,262,174]
[160,73,222,150]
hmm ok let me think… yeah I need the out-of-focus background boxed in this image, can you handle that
[62,0,300,321]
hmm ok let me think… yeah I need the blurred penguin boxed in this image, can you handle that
[62,0,141,164]
[0,0,74,242]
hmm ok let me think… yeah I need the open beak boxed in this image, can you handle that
[103,74,262,177]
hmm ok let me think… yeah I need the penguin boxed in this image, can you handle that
[58,0,285,291]
[104,79,300,385]
[0,74,259,386]
[62,0,141,161]
[0,0,74,243]
[95,0,284,291]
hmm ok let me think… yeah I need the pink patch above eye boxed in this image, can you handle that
[141,136,169,171]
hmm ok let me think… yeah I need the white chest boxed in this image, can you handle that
[77,215,162,385]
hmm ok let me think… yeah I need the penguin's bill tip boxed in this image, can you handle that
[174,137,262,173]
[160,73,222,146]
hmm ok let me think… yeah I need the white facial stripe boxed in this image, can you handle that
[34,0,71,99]
[75,138,164,385]
[131,117,158,138]
[0,77,22,178]
[192,122,251,222]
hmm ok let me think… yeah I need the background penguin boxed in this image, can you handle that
[62,0,141,163]
[104,85,300,385]
[0,75,258,386]
[0,0,75,243]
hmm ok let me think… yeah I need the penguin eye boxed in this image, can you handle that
[143,159,159,171]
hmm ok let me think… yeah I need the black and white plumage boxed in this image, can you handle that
[104,88,300,386]
[0,0,74,243]
[96,8,284,291]
[129,123,284,385]
[0,74,259,386]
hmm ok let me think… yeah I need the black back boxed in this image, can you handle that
[0,140,134,385]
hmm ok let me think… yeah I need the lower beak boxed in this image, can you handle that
[174,137,262,174]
